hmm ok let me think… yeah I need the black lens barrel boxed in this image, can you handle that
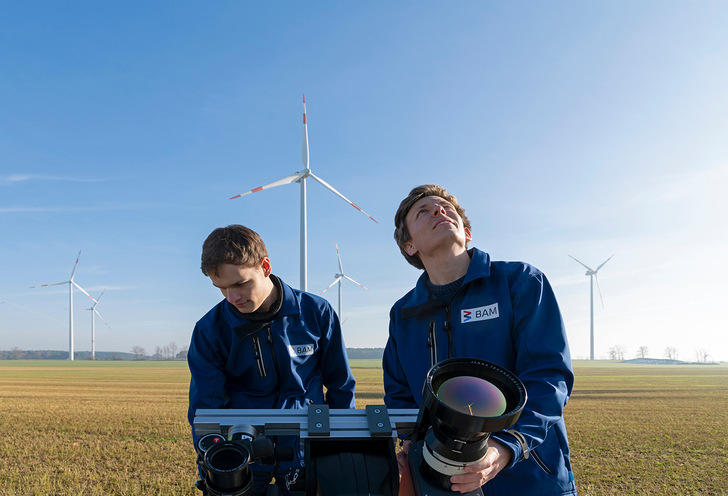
[203,441,253,496]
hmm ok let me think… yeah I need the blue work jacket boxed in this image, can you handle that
[188,276,356,442]
[383,248,577,496]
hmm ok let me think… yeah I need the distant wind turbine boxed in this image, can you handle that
[30,251,96,361]
[230,94,378,291]
[321,242,370,322]
[569,254,614,360]
[85,289,110,360]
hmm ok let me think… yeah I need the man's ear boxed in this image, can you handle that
[404,242,417,257]
[464,228,472,242]
[261,257,272,277]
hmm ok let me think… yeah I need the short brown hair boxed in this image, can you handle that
[200,225,269,276]
[393,184,471,270]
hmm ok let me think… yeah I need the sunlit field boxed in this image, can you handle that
[0,360,725,495]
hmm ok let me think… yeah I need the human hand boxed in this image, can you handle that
[397,439,412,474]
[397,440,415,496]
[449,438,512,493]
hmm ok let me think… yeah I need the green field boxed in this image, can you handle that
[0,360,726,495]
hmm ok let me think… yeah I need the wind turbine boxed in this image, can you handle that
[85,289,110,360]
[321,242,370,322]
[230,94,378,291]
[30,251,95,360]
[569,254,614,360]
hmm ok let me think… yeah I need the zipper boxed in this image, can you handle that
[252,335,267,377]
[419,279,469,365]
[427,320,438,368]
[266,323,282,408]
[443,277,472,358]
[531,450,552,475]
[444,305,454,359]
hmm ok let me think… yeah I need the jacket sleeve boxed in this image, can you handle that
[491,267,574,467]
[383,305,418,410]
[187,322,229,442]
[318,302,356,408]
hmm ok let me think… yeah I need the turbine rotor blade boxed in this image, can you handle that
[93,289,106,307]
[302,94,310,170]
[308,172,378,223]
[94,308,111,329]
[321,276,343,295]
[72,282,96,302]
[335,241,344,273]
[230,172,306,200]
[568,255,594,273]
[596,253,615,272]
[30,280,69,288]
[70,250,82,280]
[594,274,605,308]
[343,275,370,291]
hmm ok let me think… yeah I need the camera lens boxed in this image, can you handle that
[416,358,527,489]
[203,441,253,496]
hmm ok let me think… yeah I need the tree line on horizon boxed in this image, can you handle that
[2,345,717,363]
[0,345,386,361]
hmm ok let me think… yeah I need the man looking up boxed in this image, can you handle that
[383,185,577,495]
[188,224,356,496]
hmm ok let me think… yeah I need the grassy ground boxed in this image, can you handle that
[565,362,727,495]
[0,359,725,495]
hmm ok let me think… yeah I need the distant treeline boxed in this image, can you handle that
[0,348,385,361]
[0,350,135,360]
[346,348,384,360]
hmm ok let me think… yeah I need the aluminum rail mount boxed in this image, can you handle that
[194,405,419,440]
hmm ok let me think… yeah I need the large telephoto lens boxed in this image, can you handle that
[418,358,526,489]
[203,441,254,496]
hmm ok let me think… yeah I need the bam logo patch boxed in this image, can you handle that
[461,303,499,323]
[288,344,314,357]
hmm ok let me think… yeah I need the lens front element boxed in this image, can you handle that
[436,376,507,417]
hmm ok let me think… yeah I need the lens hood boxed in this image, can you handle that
[422,358,527,438]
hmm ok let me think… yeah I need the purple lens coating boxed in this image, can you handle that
[436,376,507,417]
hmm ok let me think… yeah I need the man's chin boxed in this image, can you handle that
[233,302,253,313]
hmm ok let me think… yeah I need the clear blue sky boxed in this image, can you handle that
[1,1,726,361]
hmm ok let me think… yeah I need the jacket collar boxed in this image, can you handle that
[401,248,491,319]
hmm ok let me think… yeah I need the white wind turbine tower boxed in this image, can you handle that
[230,94,378,291]
[569,254,614,360]
[85,289,110,360]
[321,242,370,322]
[30,251,96,360]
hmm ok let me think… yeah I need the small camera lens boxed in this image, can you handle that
[204,441,253,495]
